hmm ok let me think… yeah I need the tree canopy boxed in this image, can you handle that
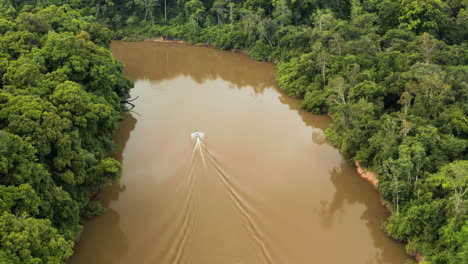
[1,0,467,263]
[0,3,132,263]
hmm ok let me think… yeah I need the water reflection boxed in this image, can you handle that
[69,115,137,264]
[277,91,329,130]
[71,208,129,264]
[111,114,138,165]
[111,41,330,146]
[111,41,275,92]
[70,41,410,264]
[317,161,408,263]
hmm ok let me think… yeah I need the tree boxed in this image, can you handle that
[135,0,158,25]
[258,16,276,47]
[301,89,328,113]
[272,0,292,26]
[350,0,363,20]
[0,184,40,216]
[2,56,46,94]
[311,9,335,32]
[399,91,412,115]
[406,67,452,118]
[211,0,228,25]
[429,161,468,230]
[277,53,315,97]
[185,0,205,34]
[162,0,168,19]
[0,212,73,264]
[348,80,385,102]
[1,1,466,263]
[376,0,401,30]
[317,52,330,85]
[228,2,235,27]
[328,76,347,105]
[396,112,412,138]
[399,0,450,36]
[330,33,344,56]
[382,158,410,213]
[0,5,130,262]
[417,32,439,64]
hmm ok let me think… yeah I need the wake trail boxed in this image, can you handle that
[165,141,202,263]
[199,141,274,264]
[166,139,274,263]
[195,138,207,168]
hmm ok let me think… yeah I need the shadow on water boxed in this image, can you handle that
[317,161,409,263]
[69,208,128,264]
[111,41,276,93]
[69,41,409,264]
[111,41,331,145]
[102,113,137,206]
[68,114,137,264]
[276,88,330,143]
[111,113,138,166]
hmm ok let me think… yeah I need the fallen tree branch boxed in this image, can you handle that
[121,96,139,110]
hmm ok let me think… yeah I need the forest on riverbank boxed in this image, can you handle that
[1,0,467,263]
[0,3,133,263]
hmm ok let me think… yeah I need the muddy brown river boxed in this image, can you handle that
[69,41,410,264]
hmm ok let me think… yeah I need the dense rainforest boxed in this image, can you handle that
[0,0,467,263]
[0,2,133,263]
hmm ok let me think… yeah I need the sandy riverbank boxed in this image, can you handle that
[355,161,379,188]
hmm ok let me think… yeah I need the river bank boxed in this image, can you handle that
[96,4,467,260]
[354,164,426,264]
[70,40,411,264]
[135,36,417,255]
[121,36,384,191]
[355,161,379,188]
[141,37,251,55]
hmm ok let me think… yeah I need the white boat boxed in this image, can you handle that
[191,131,205,140]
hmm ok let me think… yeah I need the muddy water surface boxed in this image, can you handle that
[69,41,410,264]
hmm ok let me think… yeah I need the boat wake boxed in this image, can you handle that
[162,135,274,263]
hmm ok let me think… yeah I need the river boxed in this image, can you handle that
[68,41,410,264]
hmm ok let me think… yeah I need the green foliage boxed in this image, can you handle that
[399,0,450,37]
[0,4,132,263]
[277,55,315,97]
[0,212,73,264]
[0,0,466,263]
[0,184,40,216]
[95,0,464,261]
[86,0,465,260]
[301,89,328,114]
